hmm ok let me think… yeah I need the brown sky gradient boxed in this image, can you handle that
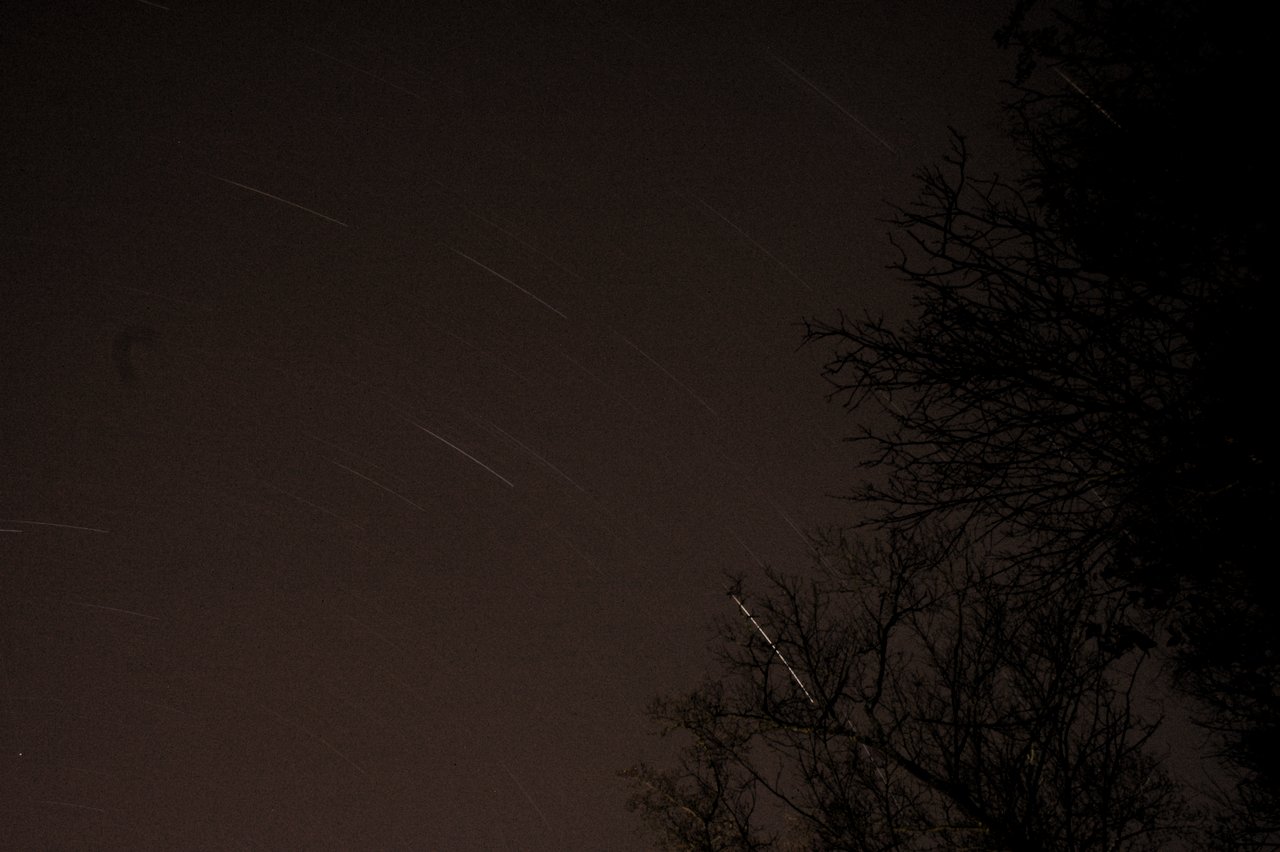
[2,1,1016,847]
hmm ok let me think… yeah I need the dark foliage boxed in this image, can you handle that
[629,0,1277,844]
[801,0,1277,828]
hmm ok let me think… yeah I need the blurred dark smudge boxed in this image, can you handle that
[112,324,157,385]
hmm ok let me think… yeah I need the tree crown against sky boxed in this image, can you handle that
[630,0,1278,846]
[625,530,1198,850]
[803,0,1276,825]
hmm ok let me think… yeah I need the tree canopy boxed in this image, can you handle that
[803,0,1276,829]
[628,0,1277,846]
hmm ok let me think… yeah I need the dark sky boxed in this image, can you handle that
[2,2,1011,847]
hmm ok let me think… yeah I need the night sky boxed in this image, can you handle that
[3,2,1011,847]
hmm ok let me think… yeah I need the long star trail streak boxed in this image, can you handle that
[499,760,553,833]
[684,191,815,292]
[475,416,588,493]
[706,443,815,548]
[69,602,161,621]
[203,173,349,227]
[770,54,898,155]
[408,420,515,488]
[729,529,766,569]
[614,332,717,416]
[262,482,366,531]
[434,181,590,286]
[334,609,413,658]
[769,500,811,549]
[305,433,411,488]
[555,348,645,415]
[449,248,568,319]
[111,284,215,312]
[35,800,108,814]
[0,519,109,533]
[330,460,432,513]
[561,535,603,576]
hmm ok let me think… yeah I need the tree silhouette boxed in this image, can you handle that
[995,5,1277,821]
[624,530,1197,850]
[804,131,1176,582]
[800,0,1276,830]
[629,0,1277,843]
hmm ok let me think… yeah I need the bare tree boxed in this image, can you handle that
[802,132,1197,590]
[630,3,1275,842]
[625,529,1197,850]
[800,0,1278,821]
[993,2,1278,822]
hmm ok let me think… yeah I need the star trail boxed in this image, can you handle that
[1,1,1011,847]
